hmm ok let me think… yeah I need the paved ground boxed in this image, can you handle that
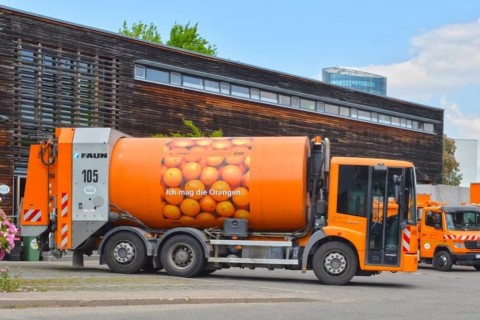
[0,260,313,309]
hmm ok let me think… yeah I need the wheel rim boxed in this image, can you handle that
[438,255,447,268]
[113,240,136,264]
[168,243,194,270]
[323,250,347,275]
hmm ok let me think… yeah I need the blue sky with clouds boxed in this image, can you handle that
[1,0,480,177]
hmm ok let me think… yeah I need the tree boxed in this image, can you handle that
[442,134,462,186]
[167,22,217,56]
[119,21,217,56]
[153,119,222,138]
[119,21,161,43]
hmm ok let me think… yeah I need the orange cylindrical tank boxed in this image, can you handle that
[109,136,310,232]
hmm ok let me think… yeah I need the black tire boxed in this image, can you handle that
[433,251,453,271]
[312,241,358,285]
[473,265,480,271]
[160,234,206,278]
[103,231,147,274]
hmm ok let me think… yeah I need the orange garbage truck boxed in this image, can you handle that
[417,196,480,271]
[20,128,419,285]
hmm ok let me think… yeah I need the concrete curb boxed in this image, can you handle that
[0,297,313,309]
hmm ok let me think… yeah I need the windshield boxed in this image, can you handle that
[446,211,480,231]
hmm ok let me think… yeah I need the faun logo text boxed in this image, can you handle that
[73,152,108,159]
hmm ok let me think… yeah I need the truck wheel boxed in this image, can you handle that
[473,265,480,271]
[433,251,453,271]
[160,234,206,277]
[103,231,147,274]
[312,241,357,285]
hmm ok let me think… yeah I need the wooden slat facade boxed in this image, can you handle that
[0,6,443,216]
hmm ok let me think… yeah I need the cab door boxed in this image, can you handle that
[366,166,402,266]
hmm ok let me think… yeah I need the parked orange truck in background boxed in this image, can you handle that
[417,194,480,271]
[20,128,419,285]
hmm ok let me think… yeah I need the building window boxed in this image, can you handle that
[300,99,316,111]
[260,91,277,103]
[135,65,145,78]
[391,116,400,126]
[358,110,371,121]
[251,88,260,100]
[231,84,250,98]
[183,75,203,89]
[325,104,339,115]
[205,79,220,93]
[220,82,230,94]
[292,96,300,108]
[316,101,325,112]
[424,123,434,133]
[171,72,181,85]
[147,68,169,83]
[340,106,350,117]
[379,114,391,125]
[279,95,291,106]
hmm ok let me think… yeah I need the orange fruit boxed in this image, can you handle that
[182,162,202,180]
[185,146,206,162]
[234,209,250,219]
[164,187,184,205]
[216,201,235,217]
[171,139,195,148]
[196,138,213,147]
[163,205,181,219]
[206,155,224,166]
[179,215,195,223]
[180,198,201,217]
[209,180,232,201]
[200,166,219,186]
[232,187,249,207]
[163,167,183,187]
[212,139,232,150]
[221,165,243,186]
[196,212,216,223]
[199,195,217,212]
[184,179,206,200]
[231,138,250,146]
[163,147,187,167]
[241,171,250,188]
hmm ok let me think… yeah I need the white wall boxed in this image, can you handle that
[454,139,478,187]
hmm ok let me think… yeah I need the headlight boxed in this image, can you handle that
[453,242,465,248]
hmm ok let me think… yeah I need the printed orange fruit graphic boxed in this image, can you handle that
[163,167,183,187]
[216,201,235,218]
[160,137,253,225]
[163,204,181,220]
[180,198,201,217]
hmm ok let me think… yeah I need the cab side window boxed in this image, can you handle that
[425,212,435,227]
[337,165,368,217]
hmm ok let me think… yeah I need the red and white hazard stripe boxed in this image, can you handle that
[444,234,480,240]
[23,209,42,222]
[402,226,411,252]
[61,193,68,217]
[61,223,68,249]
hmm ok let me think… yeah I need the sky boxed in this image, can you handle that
[1,0,480,181]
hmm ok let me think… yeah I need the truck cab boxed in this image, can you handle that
[418,203,480,271]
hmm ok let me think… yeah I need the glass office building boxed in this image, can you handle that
[322,67,387,96]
